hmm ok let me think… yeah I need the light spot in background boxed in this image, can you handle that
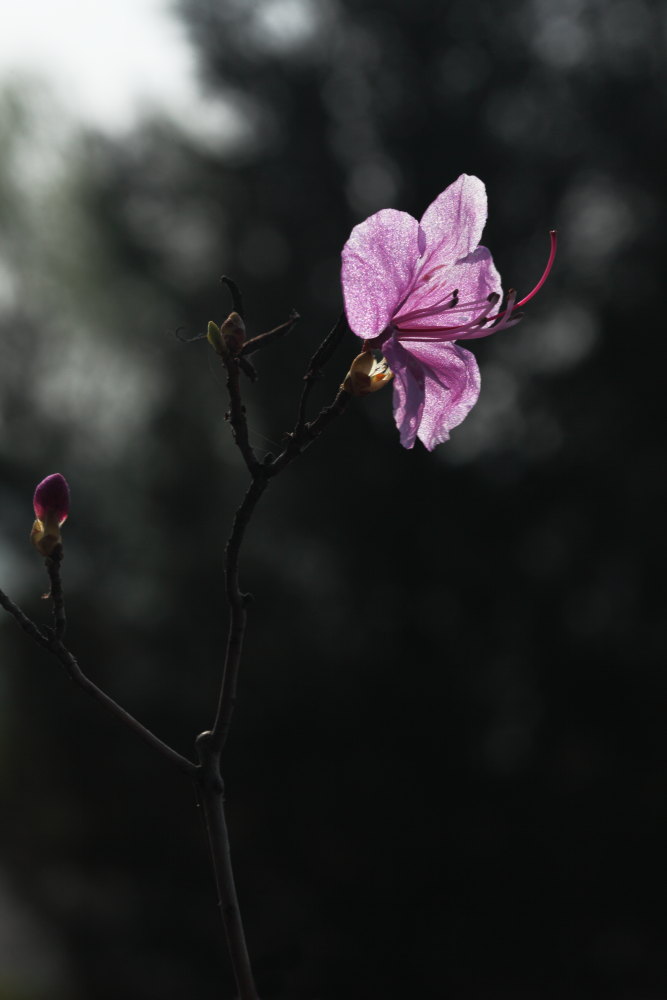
[250,0,332,55]
[0,82,74,192]
[30,331,166,465]
[561,174,640,276]
[173,92,269,158]
[501,300,599,374]
[121,194,227,289]
[532,10,590,69]
[0,258,14,310]
[446,364,521,462]
[528,0,656,72]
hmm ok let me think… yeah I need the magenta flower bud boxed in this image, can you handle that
[33,473,70,525]
[31,473,69,556]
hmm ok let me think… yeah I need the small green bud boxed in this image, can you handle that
[207,321,225,356]
[207,312,246,359]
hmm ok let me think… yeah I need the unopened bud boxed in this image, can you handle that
[207,312,246,358]
[343,351,393,397]
[31,473,69,557]
[207,321,224,355]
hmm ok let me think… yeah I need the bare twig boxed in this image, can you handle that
[0,584,196,777]
[174,328,206,344]
[272,385,351,478]
[50,639,197,776]
[210,474,268,754]
[223,354,261,476]
[200,308,351,993]
[196,733,258,1000]
[0,588,49,646]
[294,312,347,436]
[304,311,349,378]
[213,316,351,751]
[240,310,300,358]
[44,546,66,640]
[221,275,245,320]
[209,380,351,760]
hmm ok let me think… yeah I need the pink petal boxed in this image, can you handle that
[383,339,425,449]
[341,208,421,339]
[417,174,488,277]
[385,338,480,450]
[394,245,502,335]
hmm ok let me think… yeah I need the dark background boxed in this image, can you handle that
[0,0,666,997]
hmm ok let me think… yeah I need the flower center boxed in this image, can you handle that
[394,230,557,341]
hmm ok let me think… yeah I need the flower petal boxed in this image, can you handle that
[394,246,502,335]
[383,338,425,449]
[418,174,488,274]
[385,338,480,450]
[341,209,421,339]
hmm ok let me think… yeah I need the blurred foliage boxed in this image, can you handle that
[0,0,666,997]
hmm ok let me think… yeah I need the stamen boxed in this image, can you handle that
[397,295,500,339]
[515,230,557,308]
[395,292,491,327]
[392,231,556,343]
[493,288,516,325]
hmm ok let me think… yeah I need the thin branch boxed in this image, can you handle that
[0,588,49,646]
[221,275,245,320]
[44,547,66,640]
[0,586,196,777]
[305,311,349,378]
[223,355,261,476]
[204,310,351,994]
[271,386,351,478]
[209,382,351,756]
[174,329,206,344]
[294,312,347,436]
[49,640,197,776]
[240,310,300,358]
[209,474,268,754]
[196,734,259,1000]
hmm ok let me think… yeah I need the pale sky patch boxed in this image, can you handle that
[0,0,216,134]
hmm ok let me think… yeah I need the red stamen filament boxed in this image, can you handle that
[515,230,558,308]
[395,230,557,337]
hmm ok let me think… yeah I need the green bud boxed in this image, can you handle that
[207,321,225,356]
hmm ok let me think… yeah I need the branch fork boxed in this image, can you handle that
[0,285,352,1000]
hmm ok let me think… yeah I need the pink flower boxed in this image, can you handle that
[341,174,556,450]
